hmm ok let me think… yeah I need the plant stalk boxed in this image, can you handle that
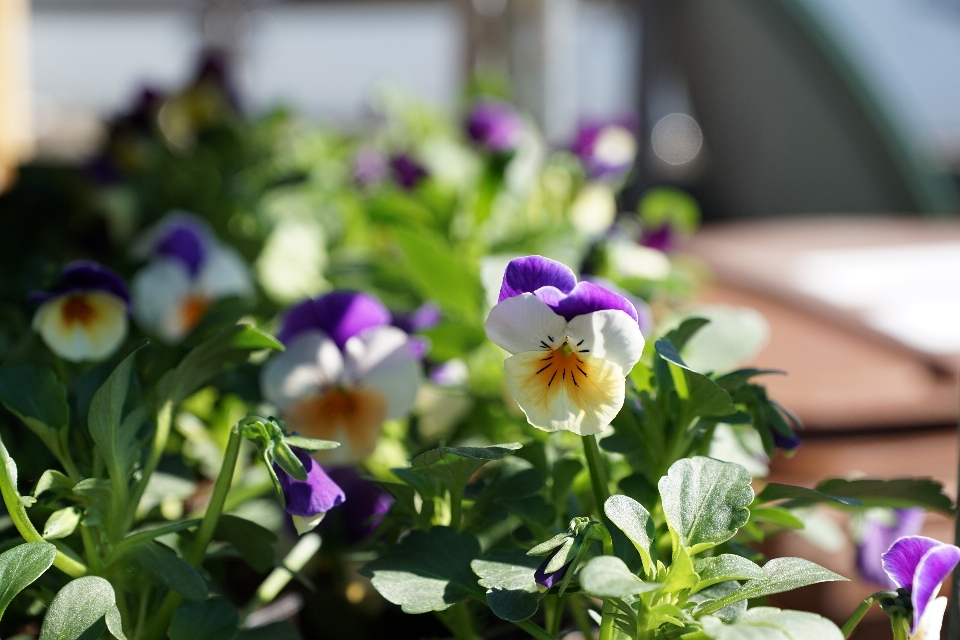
[126,399,173,530]
[581,434,610,517]
[840,592,888,638]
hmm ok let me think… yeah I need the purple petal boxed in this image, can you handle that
[910,543,960,634]
[551,281,639,324]
[571,117,639,180]
[391,154,428,190]
[353,148,389,186]
[772,430,802,452]
[857,510,925,587]
[465,100,523,152]
[498,256,577,303]
[155,219,209,277]
[583,276,653,335]
[882,536,942,589]
[30,261,130,308]
[324,466,394,542]
[277,291,392,350]
[534,548,572,589]
[275,449,346,518]
[639,225,676,253]
[391,302,442,333]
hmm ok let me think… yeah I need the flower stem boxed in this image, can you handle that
[570,595,597,639]
[514,619,557,640]
[142,422,243,640]
[581,434,610,517]
[840,592,888,638]
[449,484,464,531]
[126,400,173,530]
[244,533,321,615]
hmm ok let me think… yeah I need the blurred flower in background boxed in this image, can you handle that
[30,261,130,362]
[465,99,524,153]
[572,119,638,182]
[390,153,428,190]
[637,187,701,252]
[856,508,925,587]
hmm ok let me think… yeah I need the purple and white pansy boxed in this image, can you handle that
[484,256,644,436]
[881,535,960,639]
[274,447,346,535]
[572,120,638,182]
[857,509,925,588]
[260,291,423,464]
[131,211,254,343]
[31,261,130,362]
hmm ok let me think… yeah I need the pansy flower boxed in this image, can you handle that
[484,256,644,435]
[881,535,960,638]
[465,100,524,153]
[390,154,428,190]
[858,509,925,587]
[534,548,573,592]
[260,291,423,463]
[31,261,130,363]
[572,120,638,181]
[275,447,346,535]
[131,212,253,343]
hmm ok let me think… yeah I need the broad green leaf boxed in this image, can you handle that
[88,344,146,486]
[43,508,81,540]
[169,598,239,640]
[214,515,278,574]
[410,443,521,492]
[604,495,655,574]
[659,457,753,554]
[281,435,339,451]
[362,527,481,614]
[755,483,860,508]
[662,318,711,351]
[127,542,208,602]
[579,556,660,598]
[528,532,570,556]
[661,544,698,594]
[551,458,583,504]
[693,555,763,593]
[271,441,306,482]
[700,606,843,640]
[39,576,125,640]
[72,479,112,527]
[34,470,75,498]
[695,558,847,616]
[471,550,541,621]
[655,340,737,417]
[0,542,57,618]
[0,363,68,455]
[714,369,785,392]
[163,325,283,404]
[391,468,443,500]
[689,581,747,623]
[392,227,482,318]
[750,507,804,529]
[815,478,954,514]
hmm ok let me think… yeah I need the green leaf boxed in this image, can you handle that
[815,478,954,514]
[695,558,847,616]
[34,470,76,498]
[39,576,125,640]
[689,581,747,623]
[659,457,754,555]
[0,363,69,455]
[604,495,655,575]
[362,527,481,614]
[713,369,785,391]
[281,435,339,451]
[72,479,112,527]
[693,555,763,593]
[750,507,804,529]
[88,344,147,486]
[0,542,57,618]
[655,341,737,417]
[661,544,698,594]
[127,542,208,602]
[700,606,843,640]
[755,483,860,508]
[392,227,482,318]
[578,556,660,598]
[410,443,521,492]
[271,441,306,482]
[163,325,283,404]
[214,515,278,574]
[662,318,711,351]
[42,507,81,540]
[471,550,541,621]
[169,598,239,640]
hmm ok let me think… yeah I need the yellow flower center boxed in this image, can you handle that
[284,387,387,460]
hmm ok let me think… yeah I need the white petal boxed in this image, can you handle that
[484,293,569,355]
[260,330,343,409]
[504,350,624,435]
[566,310,644,374]
[345,326,423,420]
[911,596,947,640]
[570,184,616,237]
[292,513,325,535]
[33,292,128,362]
[197,245,254,300]
[132,259,191,336]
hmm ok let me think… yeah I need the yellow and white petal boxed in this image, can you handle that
[911,596,947,640]
[197,245,254,300]
[566,309,645,374]
[282,387,387,464]
[33,292,128,362]
[345,326,423,420]
[484,293,569,355]
[292,513,325,535]
[504,349,625,435]
[132,259,191,340]
[260,330,344,409]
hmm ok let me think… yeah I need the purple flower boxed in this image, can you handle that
[858,509,925,587]
[572,119,638,181]
[390,302,442,334]
[772,429,802,452]
[324,466,394,542]
[465,100,524,152]
[639,224,676,253]
[154,218,210,278]
[534,548,573,591]
[353,148,389,187]
[30,262,131,363]
[583,276,653,337]
[275,448,346,535]
[428,359,469,387]
[391,154,428,190]
[277,291,392,350]
[881,535,960,635]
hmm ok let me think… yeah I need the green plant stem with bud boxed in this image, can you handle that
[840,591,891,638]
[581,434,615,640]
[142,421,243,639]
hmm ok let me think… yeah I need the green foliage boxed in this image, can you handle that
[38,577,125,640]
[213,515,278,574]
[471,550,541,621]
[0,363,70,460]
[604,495,655,575]
[410,442,521,493]
[126,542,209,602]
[169,599,239,640]
[579,556,660,598]
[700,606,843,640]
[815,478,954,514]
[0,542,57,619]
[692,555,763,593]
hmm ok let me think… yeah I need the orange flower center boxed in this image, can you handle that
[283,387,387,460]
[60,295,97,327]
[180,295,211,332]
[534,341,590,390]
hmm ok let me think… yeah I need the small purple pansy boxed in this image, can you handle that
[465,100,524,153]
[881,535,960,636]
[274,448,346,535]
[858,509,925,588]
